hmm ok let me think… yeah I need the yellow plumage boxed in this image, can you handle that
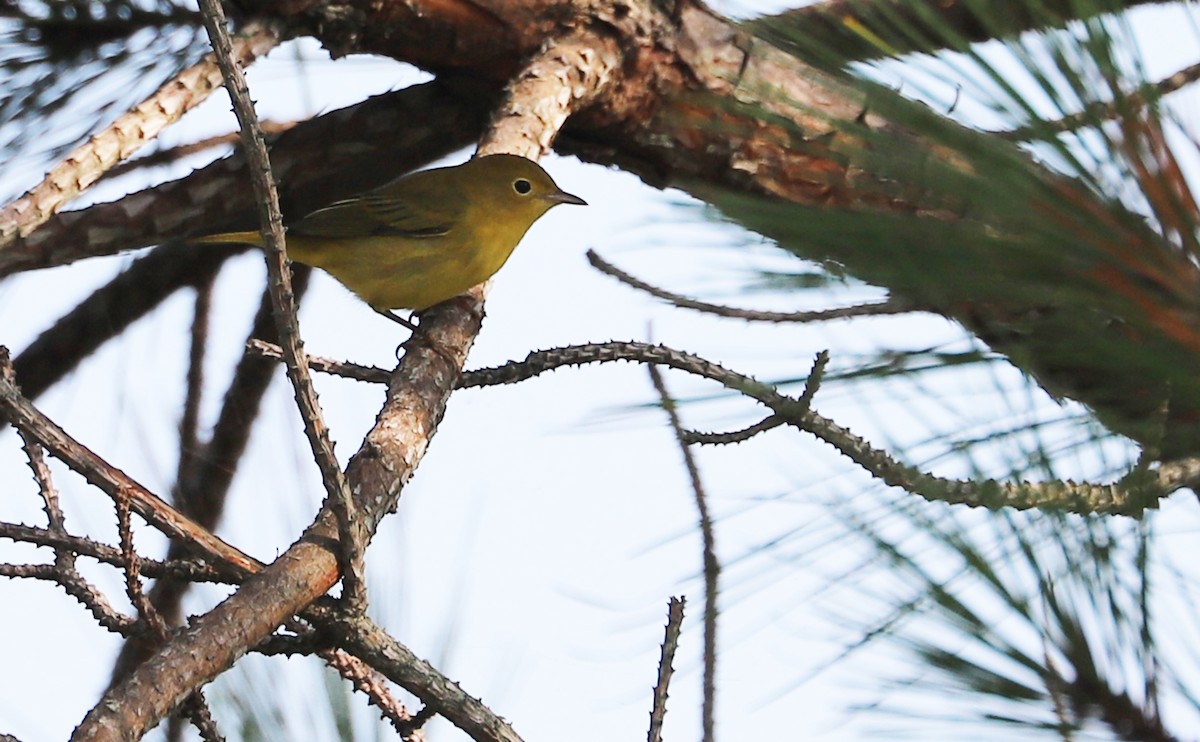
[196,154,585,311]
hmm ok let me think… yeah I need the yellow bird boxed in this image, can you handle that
[197,154,586,316]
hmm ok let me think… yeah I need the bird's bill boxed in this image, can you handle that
[546,189,587,207]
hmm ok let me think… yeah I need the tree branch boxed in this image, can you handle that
[461,341,1174,515]
[648,368,717,742]
[198,0,363,607]
[0,22,278,249]
[646,597,685,742]
[588,249,926,322]
[70,24,618,742]
[0,348,261,575]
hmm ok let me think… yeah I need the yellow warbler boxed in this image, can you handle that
[197,154,586,312]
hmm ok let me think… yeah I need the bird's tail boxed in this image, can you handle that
[192,231,263,246]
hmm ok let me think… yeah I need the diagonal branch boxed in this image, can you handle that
[309,604,527,742]
[12,243,242,401]
[70,26,619,742]
[0,22,278,248]
[0,78,489,280]
[0,347,260,575]
[197,0,363,605]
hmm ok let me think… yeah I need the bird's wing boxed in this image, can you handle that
[290,176,465,240]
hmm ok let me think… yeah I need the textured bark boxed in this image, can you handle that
[0,1,1189,736]
[0,23,279,246]
[70,20,615,740]
[18,0,1195,458]
[0,78,492,278]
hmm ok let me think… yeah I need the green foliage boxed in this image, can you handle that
[823,491,1196,740]
[707,0,1200,460]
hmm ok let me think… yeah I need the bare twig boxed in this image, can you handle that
[647,597,686,742]
[308,603,526,742]
[198,0,364,607]
[247,339,390,384]
[114,487,168,640]
[461,341,1171,515]
[114,484,225,741]
[0,563,135,634]
[684,415,785,445]
[3,388,139,634]
[1004,60,1200,141]
[0,347,261,573]
[588,250,922,322]
[251,336,1174,513]
[0,523,227,581]
[648,368,718,742]
[177,690,225,742]
[685,351,828,443]
[398,705,437,742]
[322,647,418,736]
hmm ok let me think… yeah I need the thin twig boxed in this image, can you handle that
[178,690,225,742]
[198,0,365,608]
[247,339,390,384]
[398,704,437,742]
[648,367,718,742]
[0,347,261,573]
[0,563,135,634]
[0,523,228,581]
[322,647,418,736]
[588,249,922,322]
[1004,60,1200,141]
[647,597,686,742]
[251,336,1176,513]
[683,350,828,444]
[115,486,168,640]
[115,482,229,740]
[684,415,784,444]
[461,341,1170,515]
[306,603,527,742]
[5,398,138,633]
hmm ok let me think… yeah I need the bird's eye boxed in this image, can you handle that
[512,178,532,195]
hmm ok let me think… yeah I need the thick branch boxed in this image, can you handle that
[0,79,491,280]
[70,29,617,741]
[0,350,260,576]
[0,23,278,249]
